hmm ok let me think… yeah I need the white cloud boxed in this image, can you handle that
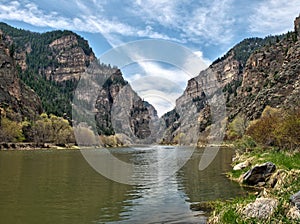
[0,1,177,47]
[249,0,300,35]
[194,51,212,65]
[127,73,183,116]
[138,61,191,86]
[130,0,235,45]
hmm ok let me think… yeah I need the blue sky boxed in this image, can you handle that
[0,0,299,115]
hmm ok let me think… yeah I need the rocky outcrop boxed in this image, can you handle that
[46,34,96,82]
[295,14,300,39]
[74,63,158,144]
[0,37,42,120]
[95,69,159,142]
[242,162,276,186]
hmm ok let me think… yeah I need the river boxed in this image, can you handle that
[0,146,246,223]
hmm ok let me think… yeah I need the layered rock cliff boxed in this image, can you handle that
[0,22,158,142]
[161,16,300,145]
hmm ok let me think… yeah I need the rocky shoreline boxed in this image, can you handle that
[205,148,300,223]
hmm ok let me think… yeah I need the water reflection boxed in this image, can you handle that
[177,147,246,203]
[0,147,245,224]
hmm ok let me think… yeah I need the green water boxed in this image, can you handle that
[0,147,246,223]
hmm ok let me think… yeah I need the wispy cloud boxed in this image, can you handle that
[0,1,178,47]
[126,64,186,116]
[249,0,300,35]
[130,0,236,45]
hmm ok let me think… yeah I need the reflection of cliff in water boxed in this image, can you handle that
[176,147,246,203]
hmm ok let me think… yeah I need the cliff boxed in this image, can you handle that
[161,17,300,145]
[0,36,42,120]
[0,23,158,142]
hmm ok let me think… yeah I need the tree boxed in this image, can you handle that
[31,113,74,145]
[0,117,24,142]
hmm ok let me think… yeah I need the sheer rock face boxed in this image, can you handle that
[0,38,42,120]
[162,17,300,145]
[46,35,96,82]
[94,69,158,141]
[161,50,240,144]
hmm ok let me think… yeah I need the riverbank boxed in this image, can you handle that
[206,147,300,223]
[0,142,79,150]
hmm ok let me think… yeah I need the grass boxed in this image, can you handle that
[208,147,300,224]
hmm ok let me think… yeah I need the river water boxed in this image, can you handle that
[0,146,246,223]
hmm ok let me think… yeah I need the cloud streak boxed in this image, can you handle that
[0,1,179,47]
[249,0,300,35]
[130,0,236,45]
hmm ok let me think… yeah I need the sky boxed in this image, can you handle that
[0,0,299,116]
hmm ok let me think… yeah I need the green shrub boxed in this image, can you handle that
[246,106,300,150]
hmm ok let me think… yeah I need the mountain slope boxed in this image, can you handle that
[161,17,300,145]
[0,36,42,120]
[0,23,158,142]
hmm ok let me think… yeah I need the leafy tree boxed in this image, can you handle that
[31,113,74,145]
[0,117,24,142]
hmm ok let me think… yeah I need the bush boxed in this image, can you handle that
[246,106,300,150]
[227,114,248,140]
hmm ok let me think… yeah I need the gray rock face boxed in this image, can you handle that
[0,38,42,120]
[290,191,300,210]
[243,162,276,185]
[74,64,159,143]
[162,16,300,145]
[242,197,278,219]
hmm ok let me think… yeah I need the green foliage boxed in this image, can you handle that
[0,116,24,142]
[30,113,75,145]
[19,70,74,117]
[246,107,300,150]
[227,114,248,140]
[212,35,285,67]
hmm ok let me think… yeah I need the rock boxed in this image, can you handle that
[190,201,214,213]
[243,162,276,185]
[242,197,278,219]
[233,160,250,171]
[290,191,300,210]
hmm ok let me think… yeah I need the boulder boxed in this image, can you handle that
[243,162,276,185]
[242,197,278,219]
[290,191,300,210]
[233,160,250,171]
